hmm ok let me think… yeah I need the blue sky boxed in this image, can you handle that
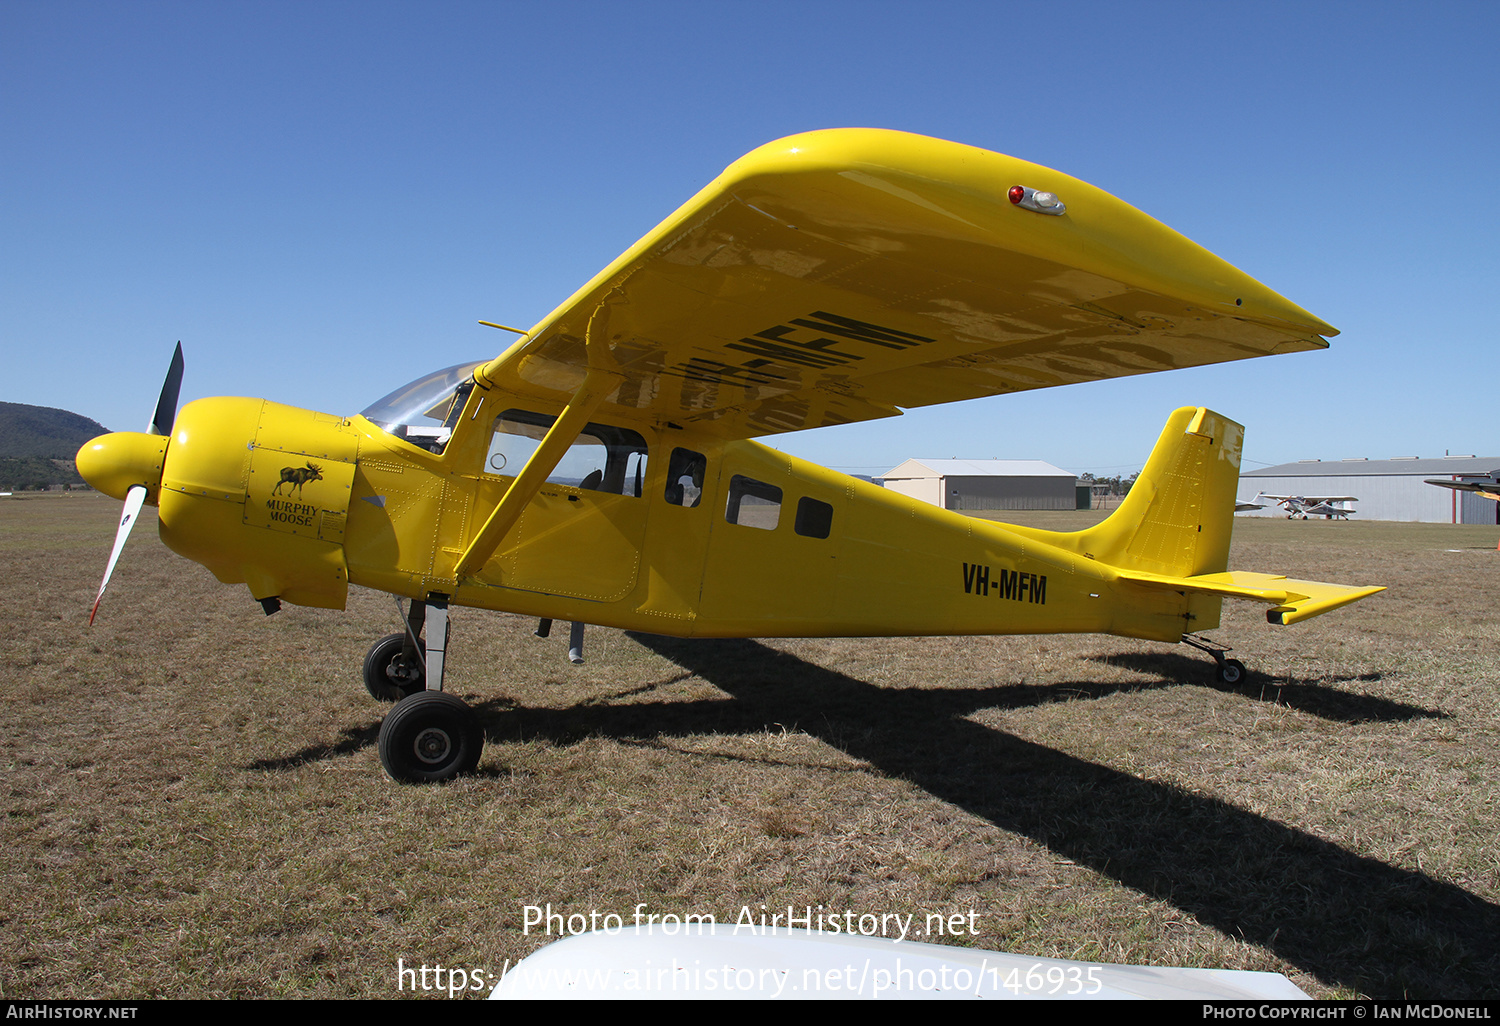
[4,0,1496,476]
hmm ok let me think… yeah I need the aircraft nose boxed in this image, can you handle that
[76,432,169,503]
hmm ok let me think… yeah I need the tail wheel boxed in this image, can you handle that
[1215,658,1247,685]
[378,691,483,783]
[362,633,425,701]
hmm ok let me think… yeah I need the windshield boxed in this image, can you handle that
[360,361,484,454]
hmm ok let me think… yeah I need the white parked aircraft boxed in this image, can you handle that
[1252,492,1358,519]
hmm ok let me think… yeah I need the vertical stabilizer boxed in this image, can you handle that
[1081,407,1243,579]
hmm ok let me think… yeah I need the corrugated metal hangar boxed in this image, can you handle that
[879,458,1078,511]
[1240,456,1500,523]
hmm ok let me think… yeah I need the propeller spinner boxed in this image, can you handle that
[77,343,184,623]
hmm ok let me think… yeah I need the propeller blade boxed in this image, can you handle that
[89,484,148,625]
[148,342,185,437]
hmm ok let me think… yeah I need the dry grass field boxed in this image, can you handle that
[2,493,1497,999]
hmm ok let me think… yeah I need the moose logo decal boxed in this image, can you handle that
[273,462,324,498]
[245,450,352,543]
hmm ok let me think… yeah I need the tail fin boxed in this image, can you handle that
[1000,406,1382,633]
[1079,406,1242,578]
[1075,407,1381,629]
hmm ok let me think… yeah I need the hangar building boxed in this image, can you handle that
[1240,456,1500,524]
[879,458,1078,511]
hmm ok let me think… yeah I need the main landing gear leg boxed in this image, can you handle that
[1181,633,1248,685]
[377,593,484,783]
[423,596,449,692]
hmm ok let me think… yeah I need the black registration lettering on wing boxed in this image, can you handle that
[663,311,935,387]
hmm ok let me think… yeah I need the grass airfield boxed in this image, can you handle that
[2,493,1497,999]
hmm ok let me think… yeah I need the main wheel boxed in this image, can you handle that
[362,633,425,701]
[378,691,483,783]
[1215,658,1247,685]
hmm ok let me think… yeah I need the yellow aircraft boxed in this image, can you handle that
[75,129,1383,783]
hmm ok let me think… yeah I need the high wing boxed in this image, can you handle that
[1426,478,1500,500]
[475,129,1335,440]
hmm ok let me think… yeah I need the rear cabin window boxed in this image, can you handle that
[488,410,647,496]
[725,475,783,530]
[794,496,834,539]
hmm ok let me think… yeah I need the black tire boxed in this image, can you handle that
[378,691,483,783]
[1215,658,1247,685]
[362,633,425,702]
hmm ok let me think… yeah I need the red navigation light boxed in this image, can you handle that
[1007,184,1067,216]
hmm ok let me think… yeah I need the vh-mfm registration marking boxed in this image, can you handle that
[663,310,935,387]
[963,562,1047,604]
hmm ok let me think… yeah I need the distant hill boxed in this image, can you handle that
[0,402,110,490]
[0,402,110,458]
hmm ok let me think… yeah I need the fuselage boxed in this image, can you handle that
[77,377,1209,645]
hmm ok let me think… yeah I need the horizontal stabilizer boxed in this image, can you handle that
[1117,569,1384,626]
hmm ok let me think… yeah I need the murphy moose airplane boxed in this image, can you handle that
[77,129,1383,783]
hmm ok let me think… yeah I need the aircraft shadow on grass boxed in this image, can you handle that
[250,724,382,772]
[621,637,1494,998]
[1082,650,1445,724]
[258,636,1491,997]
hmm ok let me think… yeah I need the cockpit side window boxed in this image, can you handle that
[487,410,648,496]
[664,448,707,508]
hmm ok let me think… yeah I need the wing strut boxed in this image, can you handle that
[453,303,623,580]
